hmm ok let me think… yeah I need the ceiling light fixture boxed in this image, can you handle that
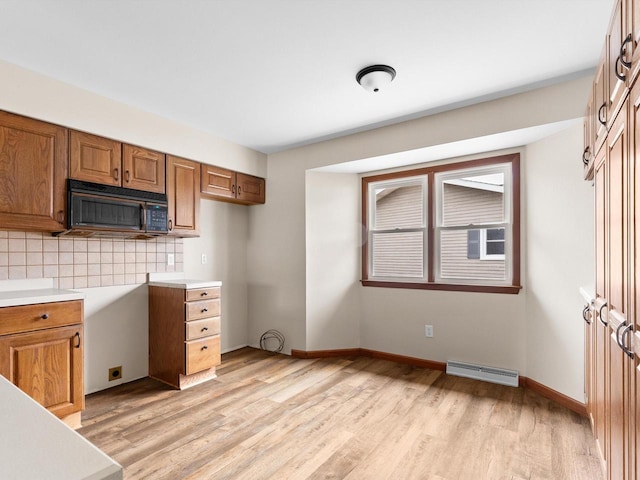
[356,64,396,93]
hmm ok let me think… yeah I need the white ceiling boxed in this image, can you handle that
[0,0,614,154]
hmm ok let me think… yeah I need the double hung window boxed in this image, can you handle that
[362,154,520,294]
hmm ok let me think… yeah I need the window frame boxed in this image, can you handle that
[480,228,506,261]
[361,153,521,294]
[367,175,428,281]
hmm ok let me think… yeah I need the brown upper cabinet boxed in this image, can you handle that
[0,110,68,232]
[70,131,165,194]
[201,164,265,205]
[167,155,200,237]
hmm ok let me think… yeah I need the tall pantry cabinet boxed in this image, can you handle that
[584,1,640,479]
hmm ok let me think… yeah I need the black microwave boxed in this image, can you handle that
[62,179,168,237]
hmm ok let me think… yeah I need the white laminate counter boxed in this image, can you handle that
[0,375,122,480]
[0,288,84,308]
[148,278,222,289]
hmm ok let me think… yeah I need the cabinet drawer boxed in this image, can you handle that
[185,317,221,340]
[185,335,220,375]
[0,301,83,336]
[185,287,220,302]
[185,299,220,321]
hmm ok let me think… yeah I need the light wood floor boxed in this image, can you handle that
[79,347,604,480]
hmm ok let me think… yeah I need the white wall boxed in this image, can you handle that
[305,171,361,350]
[183,199,251,353]
[525,125,594,401]
[0,60,266,176]
[249,75,593,401]
[0,60,265,393]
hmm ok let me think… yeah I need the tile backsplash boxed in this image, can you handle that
[0,231,183,289]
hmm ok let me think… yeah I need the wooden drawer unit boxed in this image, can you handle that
[186,317,221,340]
[185,286,220,301]
[149,282,222,389]
[186,336,220,375]
[186,299,220,321]
[0,300,83,336]
[0,298,84,428]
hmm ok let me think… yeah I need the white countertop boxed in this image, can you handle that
[0,375,122,480]
[148,278,222,289]
[0,288,84,308]
[147,272,221,289]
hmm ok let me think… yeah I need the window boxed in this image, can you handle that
[362,154,520,294]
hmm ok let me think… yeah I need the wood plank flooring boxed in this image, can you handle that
[79,347,603,480]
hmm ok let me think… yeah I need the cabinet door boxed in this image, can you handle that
[166,155,200,237]
[0,111,67,231]
[584,93,595,180]
[70,131,122,186]
[236,172,266,205]
[201,164,236,200]
[609,0,630,126]
[628,0,640,86]
[594,147,609,463]
[0,325,83,419]
[595,50,610,155]
[122,144,165,193]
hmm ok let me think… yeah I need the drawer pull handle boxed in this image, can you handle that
[202,345,208,350]
[582,305,591,325]
[201,327,209,332]
[202,308,208,313]
[201,291,209,296]
[598,302,608,327]
[114,168,119,182]
[74,332,81,349]
[41,314,49,320]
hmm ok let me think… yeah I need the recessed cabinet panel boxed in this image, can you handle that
[201,164,235,199]
[122,144,165,193]
[167,155,200,237]
[0,323,83,419]
[237,172,266,204]
[70,131,121,186]
[0,110,67,231]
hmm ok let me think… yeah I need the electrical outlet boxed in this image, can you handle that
[425,325,434,338]
[167,253,175,266]
[108,366,122,381]
[201,254,207,264]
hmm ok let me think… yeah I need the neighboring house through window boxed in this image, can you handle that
[362,153,520,294]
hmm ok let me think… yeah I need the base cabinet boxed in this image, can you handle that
[0,300,84,426]
[149,284,221,389]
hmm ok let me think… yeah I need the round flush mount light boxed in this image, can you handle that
[356,64,396,93]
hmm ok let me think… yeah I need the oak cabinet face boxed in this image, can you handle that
[70,131,165,193]
[167,155,200,237]
[0,111,67,232]
[201,164,265,205]
[0,300,84,421]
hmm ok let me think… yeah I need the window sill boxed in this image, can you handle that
[360,280,522,294]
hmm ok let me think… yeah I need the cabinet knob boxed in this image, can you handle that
[201,345,208,350]
[201,327,209,332]
[41,314,49,320]
[202,307,208,313]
